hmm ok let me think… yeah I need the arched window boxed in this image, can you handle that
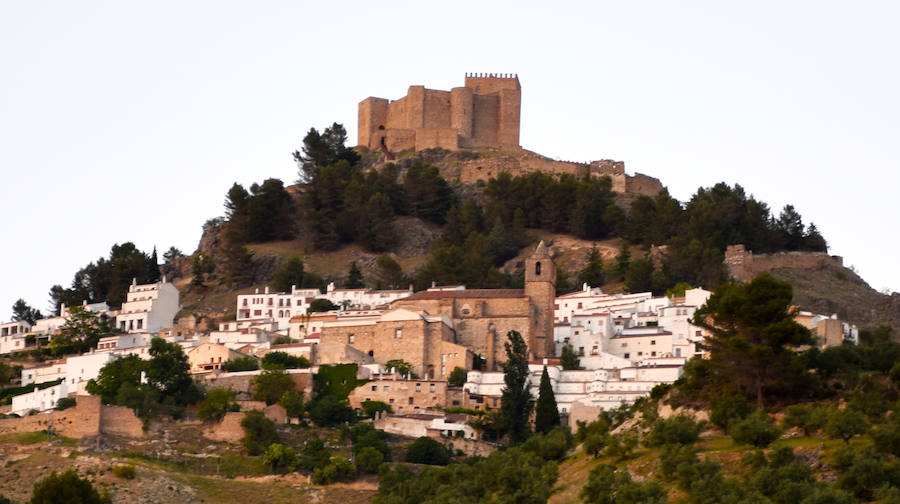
[535,261,542,276]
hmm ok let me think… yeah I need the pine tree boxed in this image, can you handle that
[578,247,605,287]
[345,262,365,288]
[534,366,560,434]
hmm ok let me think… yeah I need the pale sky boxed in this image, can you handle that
[2,1,898,321]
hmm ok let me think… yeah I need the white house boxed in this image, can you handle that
[0,320,30,354]
[64,352,116,391]
[116,278,179,333]
[21,362,67,386]
[11,381,68,416]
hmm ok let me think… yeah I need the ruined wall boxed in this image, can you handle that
[204,412,244,443]
[429,434,498,457]
[200,371,313,400]
[625,173,664,197]
[0,395,143,439]
[724,245,844,283]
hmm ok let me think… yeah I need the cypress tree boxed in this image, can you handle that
[500,330,533,444]
[534,366,560,434]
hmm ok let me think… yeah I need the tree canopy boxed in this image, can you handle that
[501,330,534,444]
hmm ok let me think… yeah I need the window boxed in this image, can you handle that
[349,334,355,344]
[651,351,657,357]
[535,261,542,275]
[416,383,421,392]
[371,385,377,391]
[651,340,656,345]
[389,398,394,404]
[429,383,435,392]
[638,352,643,356]
[675,348,682,357]
[621,342,627,347]
[408,397,413,405]
[383,386,390,391]
[394,329,402,339]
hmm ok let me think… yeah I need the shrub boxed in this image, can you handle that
[522,426,574,461]
[448,366,467,387]
[262,351,310,370]
[405,437,450,465]
[729,410,781,447]
[825,407,869,443]
[55,397,77,411]
[223,357,259,372]
[309,396,354,426]
[660,443,698,478]
[111,465,136,479]
[29,470,111,504]
[644,414,702,447]
[361,400,392,419]
[253,369,296,406]
[263,443,296,474]
[355,446,384,473]
[197,388,238,421]
[312,456,355,484]
[710,393,751,430]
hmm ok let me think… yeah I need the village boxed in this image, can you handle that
[0,239,857,447]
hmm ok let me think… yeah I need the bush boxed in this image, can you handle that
[309,396,354,427]
[55,396,77,411]
[355,446,384,473]
[405,437,451,466]
[312,456,356,484]
[197,388,238,421]
[710,393,751,430]
[644,414,702,447]
[111,465,136,479]
[522,426,574,461]
[361,400,392,419]
[262,351,310,370]
[660,443,699,479]
[253,369,296,406]
[241,410,279,456]
[223,357,259,372]
[729,410,781,447]
[263,443,296,474]
[580,464,667,504]
[29,469,111,504]
[825,407,869,442]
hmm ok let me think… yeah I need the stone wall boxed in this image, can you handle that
[200,370,313,401]
[203,412,244,443]
[0,395,144,439]
[724,245,844,283]
[429,434,498,457]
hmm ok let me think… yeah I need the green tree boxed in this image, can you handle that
[534,366,560,435]
[219,240,254,288]
[146,338,200,405]
[645,414,702,447]
[294,123,360,184]
[560,342,580,370]
[253,369,296,406]
[197,388,238,421]
[86,354,146,403]
[361,400,392,418]
[11,298,41,325]
[29,470,111,504]
[578,247,605,287]
[271,256,304,292]
[501,330,533,444]
[825,408,869,443]
[358,192,396,252]
[405,436,451,465]
[309,395,355,426]
[278,389,305,420]
[624,258,654,292]
[373,254,405,289]
[241,410,279,456]
[448,366,467,387]
[385,359,418,378]
[345,261,365,288]
[263,443,296,474]
[580,464,667,504]
[691,274,816,407]
[190,252,215,287]
[614,244,631,281]
[402,162,453,224]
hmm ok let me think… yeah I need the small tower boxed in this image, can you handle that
[524,241,556,358]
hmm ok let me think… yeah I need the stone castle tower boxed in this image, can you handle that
[358,73,521,154]
[524,241,556,359]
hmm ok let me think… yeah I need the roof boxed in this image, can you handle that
[396,289,526,302]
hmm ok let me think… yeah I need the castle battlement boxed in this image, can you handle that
[358,74,521,154]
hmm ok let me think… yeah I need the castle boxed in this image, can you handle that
[358,73,521,153]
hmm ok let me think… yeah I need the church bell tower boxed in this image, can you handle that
[524,241,556,358]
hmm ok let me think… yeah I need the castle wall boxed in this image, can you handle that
[724,245,844,283]
[423,90,452,129]
[625,173,664,197]
[498,88,521,146]
[450,87,474,138]
[416,129,459,150]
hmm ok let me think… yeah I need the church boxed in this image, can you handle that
[317,242,556,378]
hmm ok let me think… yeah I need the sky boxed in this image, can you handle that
[2,1,898,320]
